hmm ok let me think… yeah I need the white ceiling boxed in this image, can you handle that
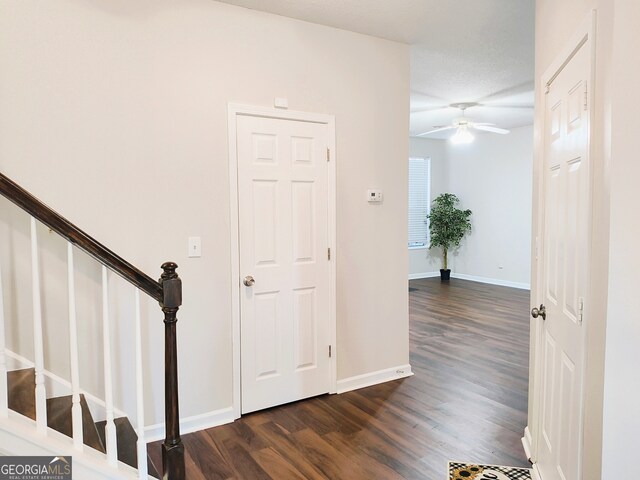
[216,0,535,139]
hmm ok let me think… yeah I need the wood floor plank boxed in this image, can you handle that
[321,430,409,480]
[289,428,373,479]
[149,278,531,478]
[180,431,236,480]
[219,436,272,480]
[250,447,309,480]
[252,421,327,480]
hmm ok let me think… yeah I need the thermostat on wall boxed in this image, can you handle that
[367,189,383,203]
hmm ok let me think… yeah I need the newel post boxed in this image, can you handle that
[160,262,185,480]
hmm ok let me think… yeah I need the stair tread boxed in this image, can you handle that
[95,417,160,478]
[7,368,157,477]
[7,368,105,453]
[47,395,106,453]
[7,368,36,419]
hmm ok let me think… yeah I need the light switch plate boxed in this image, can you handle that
[188,236,201,258]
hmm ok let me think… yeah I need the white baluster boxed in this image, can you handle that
[30,217,47,433]
[0,258,8,417]
[102,266,118,466]
[134,289,148,478]
[67,243,83,450]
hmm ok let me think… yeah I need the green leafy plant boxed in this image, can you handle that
[427,193,472,270]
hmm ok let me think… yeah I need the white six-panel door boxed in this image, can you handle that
[536,38,591,480]
[237,114,332,414]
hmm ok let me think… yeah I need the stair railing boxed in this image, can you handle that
[0,172,185,480]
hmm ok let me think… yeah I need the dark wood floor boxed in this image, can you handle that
[149,278,531,479]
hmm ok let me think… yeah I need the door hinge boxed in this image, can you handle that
[329,345,332,357]
[578,297,584,324]
[327,247,331,260]
[584,82,588,111]
[327,148,330,162]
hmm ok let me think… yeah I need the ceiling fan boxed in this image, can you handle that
[416,103,510,144]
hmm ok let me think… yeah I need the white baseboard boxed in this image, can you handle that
[408,271,530,289]
[450,273,531,290]
[336,364,413,394]
[522,426,534,463]
[408,272,439,280]
[532,464,542,480]
[144,406,235,442]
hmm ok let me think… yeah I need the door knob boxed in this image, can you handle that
[243,275,255,287]
[531,304,546,320]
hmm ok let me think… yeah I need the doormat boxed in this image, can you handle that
[448,462,532,480]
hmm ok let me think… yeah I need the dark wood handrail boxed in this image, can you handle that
[0,172,163,302]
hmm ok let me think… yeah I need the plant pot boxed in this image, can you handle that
[440,269,451,281]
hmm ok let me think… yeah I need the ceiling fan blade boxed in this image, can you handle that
[481,104,534,110]
[471,122,496,126]
[416,126,457,136]
[473,125,510,134]
[410,105,450,114]
[479,81,535,102]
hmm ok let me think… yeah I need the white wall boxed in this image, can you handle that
[602,1,640,477]
[0,0,410,429]
[446,126,533,287]
[408,127,533,288]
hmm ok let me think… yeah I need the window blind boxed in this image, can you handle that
[408,157,431,248]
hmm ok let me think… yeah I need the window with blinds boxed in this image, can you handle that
[408,157,431,248]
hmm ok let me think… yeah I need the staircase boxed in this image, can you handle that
[0,172,185,479]
[7,368,160,477]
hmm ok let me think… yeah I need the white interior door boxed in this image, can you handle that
[536,39,591,480]
[237,114,332,414]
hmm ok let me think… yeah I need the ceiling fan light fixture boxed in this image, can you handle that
[451,125,474,145]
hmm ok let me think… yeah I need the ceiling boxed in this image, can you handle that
[216,0,535,139]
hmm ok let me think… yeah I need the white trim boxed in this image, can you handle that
[531,464,543,480]
[522,426,534,463]
[144,406,235,443]
[327,116,337,395]
[408,271,530,289]
[227,105,241,420]
[450,273,531,290]
[408,271,439,280]
[4,349,33,370]
[336,364,413,394]
[227,103,337,418]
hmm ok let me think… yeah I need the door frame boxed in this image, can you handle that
[227,103,337,419]
[527,10,596,476]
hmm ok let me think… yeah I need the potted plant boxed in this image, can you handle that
[427,193,472,281]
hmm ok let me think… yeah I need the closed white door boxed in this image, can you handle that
[536,40,591,480]
[237,114,332,414]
